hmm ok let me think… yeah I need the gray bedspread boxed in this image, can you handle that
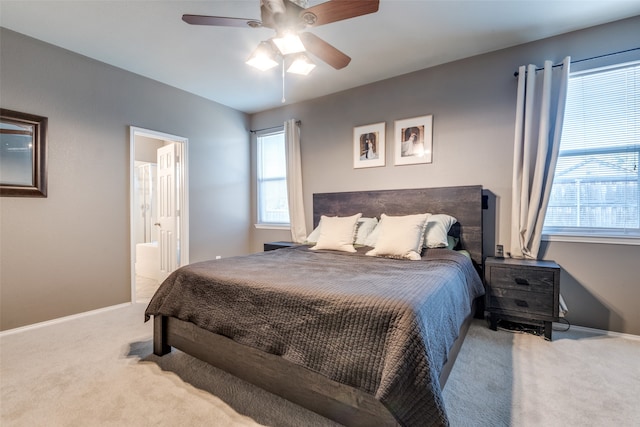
[145,246,484,427]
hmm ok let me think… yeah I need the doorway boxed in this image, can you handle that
[129,127,189,302]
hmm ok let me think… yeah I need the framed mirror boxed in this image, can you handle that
[0,109,48,197]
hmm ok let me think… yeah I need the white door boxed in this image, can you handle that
[157,143,179,281]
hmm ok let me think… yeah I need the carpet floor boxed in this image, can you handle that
[1,303,638,426]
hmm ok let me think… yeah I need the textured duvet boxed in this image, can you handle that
[145,246,484,427]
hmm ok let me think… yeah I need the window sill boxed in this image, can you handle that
[542,233,640,246]
[254,223,291,231]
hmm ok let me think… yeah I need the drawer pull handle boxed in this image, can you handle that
[515,278,529,286]
[515,299,529,307]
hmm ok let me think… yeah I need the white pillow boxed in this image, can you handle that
[306,216,378,245]
[355,217,378,246]
[363,221,381,247]
[366,213,430,260]
[423,214,457,248]
[310,213,362,252]
[305,223,322,244]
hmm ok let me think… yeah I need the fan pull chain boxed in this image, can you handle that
[281,57,286,103]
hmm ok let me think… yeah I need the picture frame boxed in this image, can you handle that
[394,115,433,166]
[0,109,48,197]
[353,122,385,169]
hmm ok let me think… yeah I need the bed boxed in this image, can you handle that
[145,185,485,427]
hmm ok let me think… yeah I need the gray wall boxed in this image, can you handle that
[0,29,251,330]
[250,16,640,335]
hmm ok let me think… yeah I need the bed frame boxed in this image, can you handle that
[153,185,484,426]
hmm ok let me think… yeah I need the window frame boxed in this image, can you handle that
[542,60,640,245]
[255,128,291,229]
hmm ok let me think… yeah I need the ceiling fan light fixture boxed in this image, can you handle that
[246,41,279,71]
[272,33,306,55]
[287,53,316,75]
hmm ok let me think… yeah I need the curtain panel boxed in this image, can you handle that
[510,57,570,259]
[284,119,307,243]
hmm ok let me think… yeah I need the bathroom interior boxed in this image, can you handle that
[133,135,163,300]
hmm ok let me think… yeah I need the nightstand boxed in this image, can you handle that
[484,257,560,340]
[263,241,299,251]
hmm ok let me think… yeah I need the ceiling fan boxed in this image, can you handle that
[182,0,380,71]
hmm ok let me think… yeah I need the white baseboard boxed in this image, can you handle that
[0,302,132,337]
[555,322,640,341]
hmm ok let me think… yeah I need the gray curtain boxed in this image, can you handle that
[510,57,570,259]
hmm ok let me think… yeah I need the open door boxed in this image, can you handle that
[157,142,179,282]
[130,126,188,302]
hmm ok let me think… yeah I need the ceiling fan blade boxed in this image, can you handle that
[299,32,351,70]
[302,0,379,27]
[182,14,262,29]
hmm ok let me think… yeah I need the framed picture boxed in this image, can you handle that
[394,115,433,166]
[0,109,48,197]
[353,122,385,169]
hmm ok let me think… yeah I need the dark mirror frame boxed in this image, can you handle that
[0,108,48,197]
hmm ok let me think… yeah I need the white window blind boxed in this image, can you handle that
[257,130,290,225]
[544,61,640,239]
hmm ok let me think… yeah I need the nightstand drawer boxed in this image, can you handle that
[489,266,555,293]
[488,288,553,317]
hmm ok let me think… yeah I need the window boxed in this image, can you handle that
[543,61,639,241]
[256,130,290,226]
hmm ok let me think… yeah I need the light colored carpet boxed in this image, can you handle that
[442,320,640,426]
[135,275,160,302]
[1,303,638,426]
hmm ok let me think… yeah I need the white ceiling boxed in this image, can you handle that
[1,1,639,114]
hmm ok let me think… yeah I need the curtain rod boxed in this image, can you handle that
[250,120,301,134]
[513,46,640,77]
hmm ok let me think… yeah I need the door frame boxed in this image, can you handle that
[129,126,189,302]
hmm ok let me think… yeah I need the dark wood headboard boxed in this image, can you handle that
[313,185,483,270]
